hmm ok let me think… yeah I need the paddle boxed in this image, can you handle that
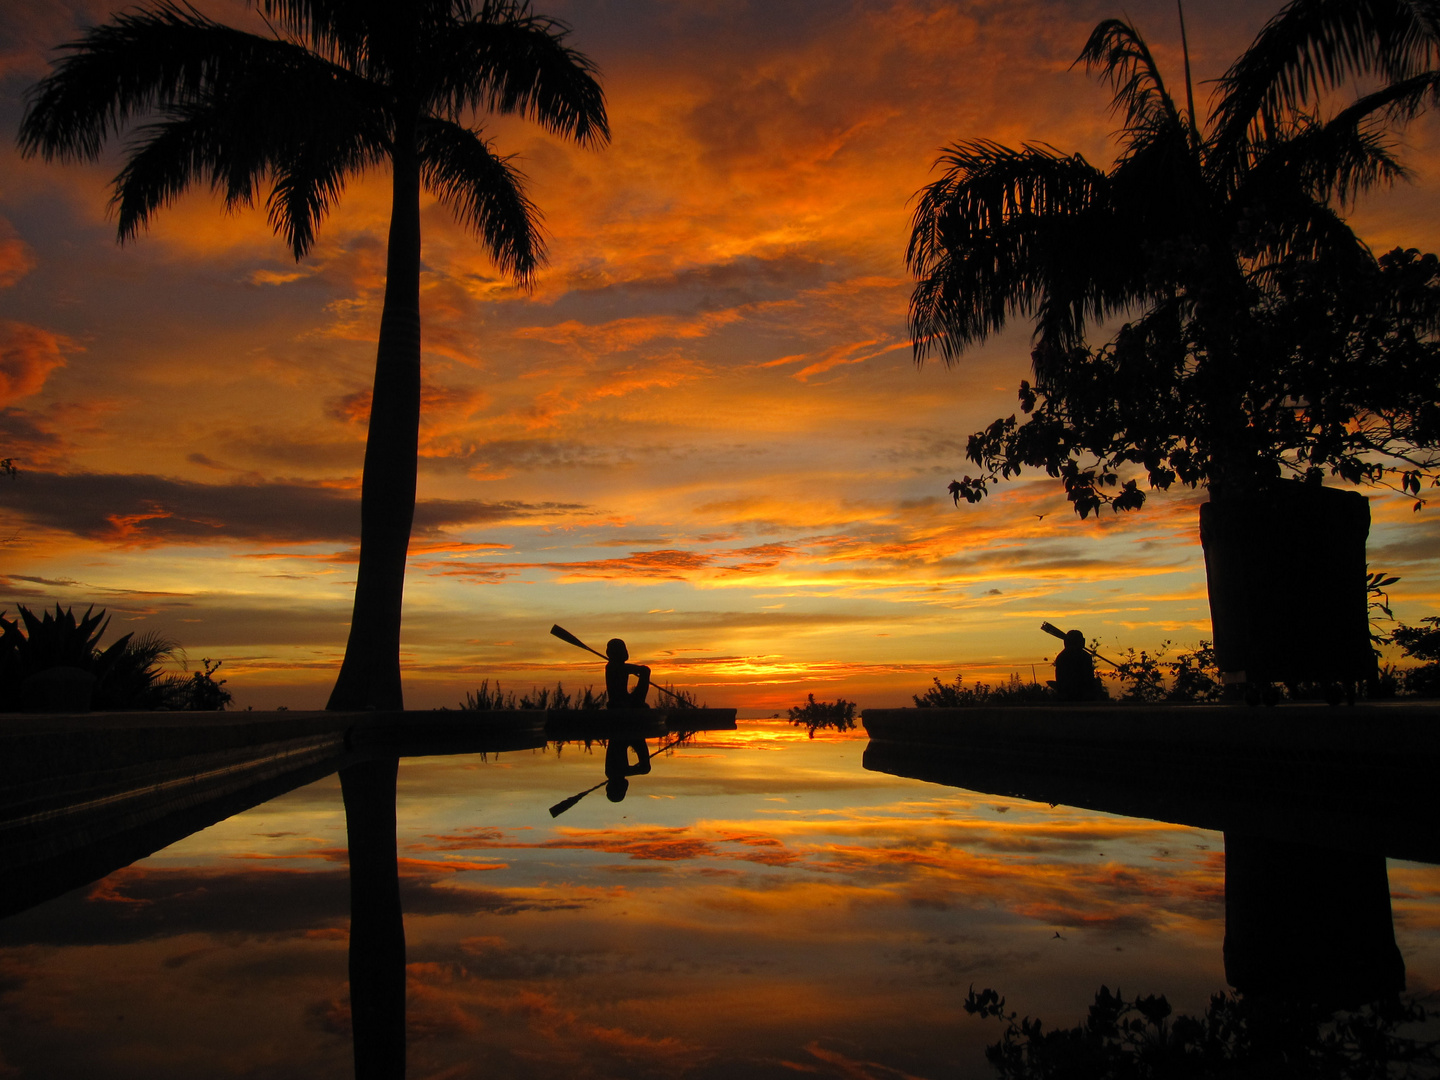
[1040,621,1121,668]
[548,733,691,817]
[548,624,689,703]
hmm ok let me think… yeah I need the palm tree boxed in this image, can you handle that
[907,10,1438,502]
[18,0,608,711]
[907,6,1440,691]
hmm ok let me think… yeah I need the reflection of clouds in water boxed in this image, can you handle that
[401,798,1225,941]
[6,733,1437,1078]
[0,866,597,949]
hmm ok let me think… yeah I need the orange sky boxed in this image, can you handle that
[2,0,1439,709]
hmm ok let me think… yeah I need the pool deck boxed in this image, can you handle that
[862,701,1440,863]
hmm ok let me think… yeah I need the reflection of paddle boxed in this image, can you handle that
[547,733,690,817]
[549,624,688,702]
[1040,621,1121,668]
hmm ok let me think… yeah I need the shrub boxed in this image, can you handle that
[461,680,518,710]
[1393,617,1440,697]
[1104,641,1221,704]
[1106,647,1168,704]
[787,693,856,737]
[1166,641,1221,703]
[654,683,701,708]
[460,681,608,711]
[914,673,1054,707]
[169,658,232,711]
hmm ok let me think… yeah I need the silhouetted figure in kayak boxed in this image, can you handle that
[1054,629,1100,701]
[605,638,651,709]
[604,734,652,802]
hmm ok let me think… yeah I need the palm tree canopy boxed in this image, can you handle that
[909,7,1440,513]
[907,14,1426,369]
[1211,0,1440,157]
[17,0,609,713]
[17,0,609,275]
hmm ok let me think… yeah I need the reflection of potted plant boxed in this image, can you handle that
[907,11,1440,695]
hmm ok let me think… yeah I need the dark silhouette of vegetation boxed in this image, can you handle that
[914,644,1224,706]
[458,679,700,710]
[787,693,857,737]
[914,673,1056,707]
[1105,641,1222,704]
[1369,568,1401,640]
[1392,617,1440,696]
[652,683,701,708]
[964,984,1439,1079]
[171,657,234,710]
[909,7,1440,517]
[461,680,598,710]
[19,1,609,712]
[0,604,227,710]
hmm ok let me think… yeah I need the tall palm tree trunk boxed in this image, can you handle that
[328,127,422,712]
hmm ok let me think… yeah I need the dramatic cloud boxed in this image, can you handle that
[1,471,589,545]
[0,224,34,287]
[0,321,67,406]
[1,0,1435,708]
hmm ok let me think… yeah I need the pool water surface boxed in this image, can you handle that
[1,720,1437,1078]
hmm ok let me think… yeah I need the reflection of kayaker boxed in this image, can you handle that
[604,735,651,802]
[605,638,651,709]
[549,732,688,818]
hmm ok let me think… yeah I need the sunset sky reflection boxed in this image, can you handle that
[2,724,1438,1078]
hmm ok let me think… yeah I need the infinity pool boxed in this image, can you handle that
[2,720,1437,1078]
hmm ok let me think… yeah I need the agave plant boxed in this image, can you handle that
[0,604,203,711]
[0,605,133,706]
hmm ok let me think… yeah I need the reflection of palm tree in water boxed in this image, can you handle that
[340,731,673,1074]
[341,758,405,1080]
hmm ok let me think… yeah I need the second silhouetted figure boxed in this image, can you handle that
[1054,629,1099,701]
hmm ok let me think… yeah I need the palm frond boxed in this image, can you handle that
[107,52,387,255]
[1211,0,1440,169]
[1296,84,1419,205]
[1224,72,1433,236]
[266,139,383,259]
[418,117,544,283]
[1243,197,1377,286]
[252,0,383,69]
[1076,19,1186,153]
[18,4,331,163]
[425,9,609,147]
[907,140,1141,364]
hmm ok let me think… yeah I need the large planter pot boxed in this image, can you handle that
[1199,483,1373,688]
